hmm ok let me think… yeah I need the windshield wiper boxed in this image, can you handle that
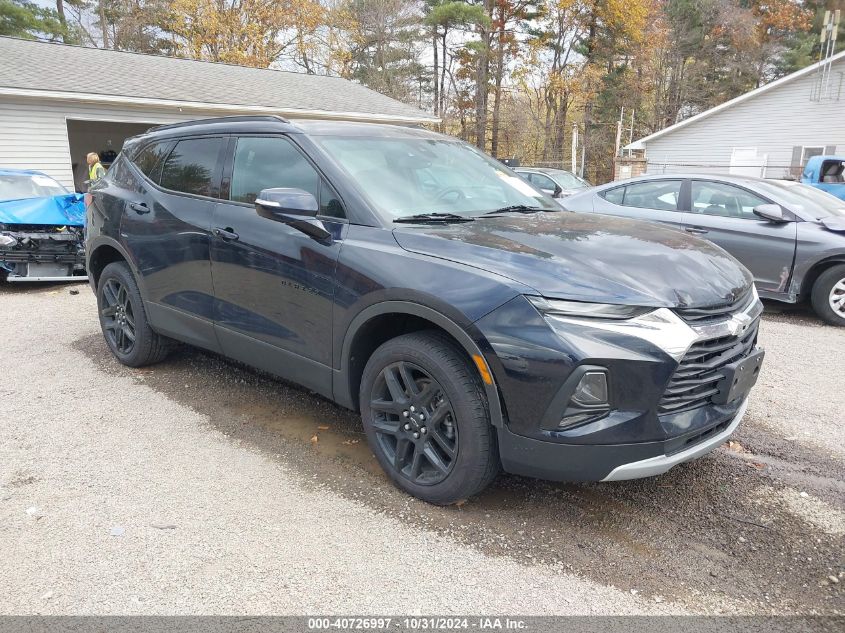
[479,205,545,216]
[393,212,474,224]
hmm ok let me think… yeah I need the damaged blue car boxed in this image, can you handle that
[0,169,87,282]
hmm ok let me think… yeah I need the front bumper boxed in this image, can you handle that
[601,398,747,481]
[474,291,763,483]
[498,398,748,482]
[1,227,87,282]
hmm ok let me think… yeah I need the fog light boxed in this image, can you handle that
[539,366,613,431]
[572,371,608,406]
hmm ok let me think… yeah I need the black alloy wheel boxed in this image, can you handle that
[370,361,458,485]
[359,331,499,505]
[96,261,171,367]
[100,278,136,354]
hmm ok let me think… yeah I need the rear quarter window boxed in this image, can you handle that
[106,156,138,190]
[132,141,173,183]
[600,186,625,205]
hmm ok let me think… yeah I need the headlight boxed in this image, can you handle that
[527,296,654,320]
[0,234,17,248]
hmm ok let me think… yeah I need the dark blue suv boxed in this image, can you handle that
[86,116,764,504]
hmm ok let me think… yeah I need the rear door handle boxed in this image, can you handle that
[685,226,709,235]
[214,227,240,241]
[129,202,149,214]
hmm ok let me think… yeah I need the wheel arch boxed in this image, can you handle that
[335,301,505,427]
[87,238,142,293]
[799,255,845,299]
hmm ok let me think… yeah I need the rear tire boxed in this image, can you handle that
[811,264,845,326]
[359,331,499,505]
[97,261,171,366]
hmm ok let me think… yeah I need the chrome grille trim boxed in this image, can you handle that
[658,320,760,414]
[675,288,756,323]
[659,287,763,415]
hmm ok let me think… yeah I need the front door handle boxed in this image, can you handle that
[214,227,240,241]
[685,226,709,235]
[129,202,149,214]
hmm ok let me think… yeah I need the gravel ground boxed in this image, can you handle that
[746,306,845,460]
[1,284,843,617]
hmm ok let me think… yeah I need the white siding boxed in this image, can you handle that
[0,96,323,189]
[644,60,845,178]
[0,97,231,188]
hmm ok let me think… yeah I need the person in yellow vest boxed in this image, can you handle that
[85,152,106,189]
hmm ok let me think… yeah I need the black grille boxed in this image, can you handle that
[675,290,754,323]
[658,319,760,414]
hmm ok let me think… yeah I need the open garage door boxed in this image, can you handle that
[66,119,157,192]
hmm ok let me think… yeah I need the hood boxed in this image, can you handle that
[0,193,85,227]
[393,212,753,309]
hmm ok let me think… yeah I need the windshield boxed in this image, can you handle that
[0,173,67,202]
[758,180,845,219]
[546,169,590,189]
[315,136,559,218]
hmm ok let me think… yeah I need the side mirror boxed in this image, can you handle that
[255,187,331,242]
[753,204,787,223]
[255,188,318,219]
[552,184,563,198]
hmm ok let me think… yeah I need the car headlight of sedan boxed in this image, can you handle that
[0,234,18,248]
[527,296,654,320]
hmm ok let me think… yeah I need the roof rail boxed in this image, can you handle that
[149,114,290,133]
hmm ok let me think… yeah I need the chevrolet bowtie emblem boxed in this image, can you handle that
[728,311,753,336]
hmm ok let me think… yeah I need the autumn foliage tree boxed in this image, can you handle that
[50,0,833,182]
[162,0,326,67]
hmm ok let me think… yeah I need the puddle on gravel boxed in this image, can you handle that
[234,402,382,476]
[74,334,845,615]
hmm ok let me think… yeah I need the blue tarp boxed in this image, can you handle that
[0,194,86,226]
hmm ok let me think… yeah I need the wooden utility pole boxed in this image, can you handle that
[582,102,591,179]
[614,107,624,157]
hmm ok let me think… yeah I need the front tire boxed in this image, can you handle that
[97,261,171,366]
[811,264,845,326]
[359,331,499,505]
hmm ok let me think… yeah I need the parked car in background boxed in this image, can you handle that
[0,169,86,282]
[801,155,845,201]
[561,174,845,325]
[87,116,764,504]
[513,167,591,200]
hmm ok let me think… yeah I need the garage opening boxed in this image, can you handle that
[66,119,158,192]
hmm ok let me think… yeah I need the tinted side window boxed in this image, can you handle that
[320,180,345,218]
[231,136,319,204]
[160,138,222,197]
[691,181,768,219]
[601,186,625,205]
[133,141,172,183]
[529,173,557,190]
[622,180,683,211]
[107,156,137,190]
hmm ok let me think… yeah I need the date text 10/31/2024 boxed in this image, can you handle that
[307,618,528,631]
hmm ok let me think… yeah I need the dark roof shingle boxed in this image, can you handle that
[0,37,435,122]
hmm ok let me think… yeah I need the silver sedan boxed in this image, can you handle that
[562,174,845,325]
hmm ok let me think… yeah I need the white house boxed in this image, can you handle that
[0,37,437,192]
[626,50,845,179]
